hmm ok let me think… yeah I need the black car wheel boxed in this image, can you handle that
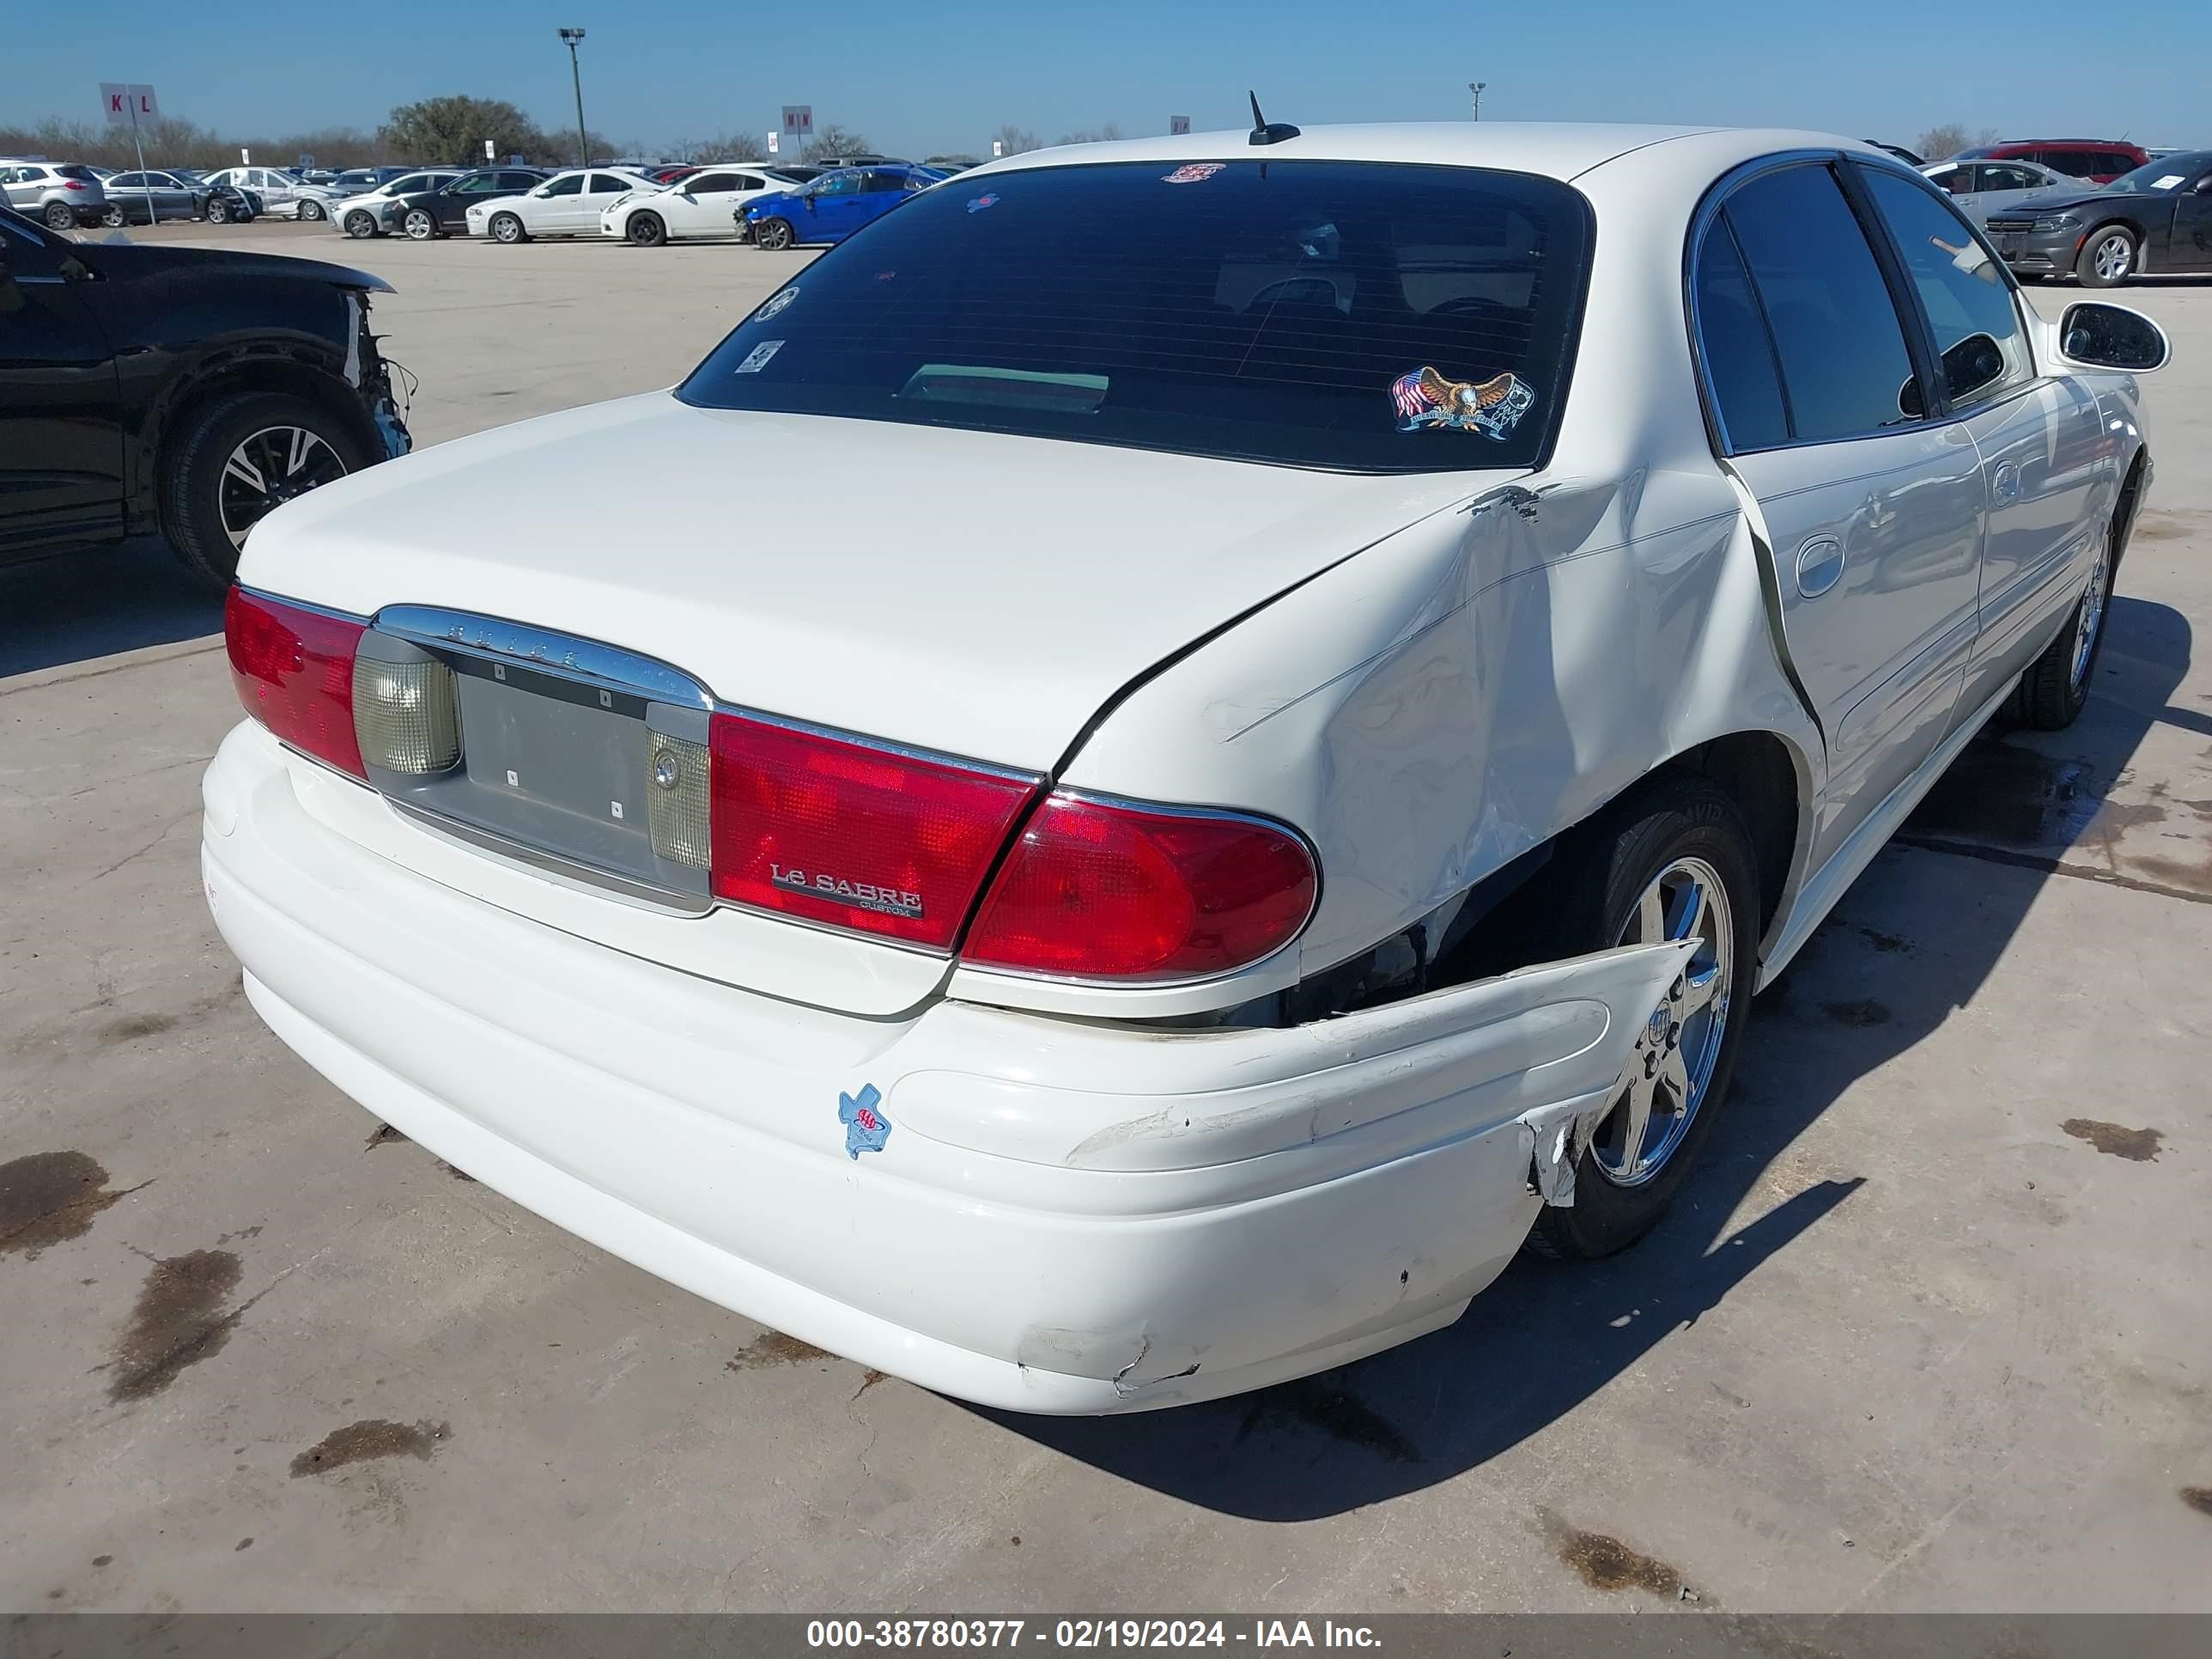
[344,210,379,239]
[403,208,437,240]
[161,392,370,589]
[2009,510,2122,730]
[490,212,527,244]
[299,198,325,222]
[755,217,795,251]
[1522,774,1761,1261]
[100,204,125,228]
[205,198,231,225]
[2076,226,2136,288]
[43,201,74,231]
[627,210,665,246]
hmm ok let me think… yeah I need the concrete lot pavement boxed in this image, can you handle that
[3,222,2209,1613]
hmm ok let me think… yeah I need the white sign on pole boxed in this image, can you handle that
[1170,115,1191,136]
[766,131,779,155]
[240,147,251,165]
[100,83,159,126]
[484,139,496,160]
[992,140,1004,158]
[781,105,813,139]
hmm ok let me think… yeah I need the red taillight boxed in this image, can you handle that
[708,712,1038,950]
[224,587,367,778]
[62,179,88,191]
[963,794,1317,981]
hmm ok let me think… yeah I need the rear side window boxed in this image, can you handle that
[1714,164,1919,444]
[2042,149,2106,177]
[681,160,1591,473]
[1856,167,2031,407]
[1692,224,1790,451]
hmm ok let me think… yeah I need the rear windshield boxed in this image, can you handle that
[55,165,100,181]
[678,159,1590,471]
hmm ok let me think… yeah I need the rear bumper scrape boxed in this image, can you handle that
[204,720,1691,1412]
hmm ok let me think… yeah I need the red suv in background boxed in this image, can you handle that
[1954,139,2149,184]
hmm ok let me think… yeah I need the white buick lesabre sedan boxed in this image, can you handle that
[204,124,2165,1413]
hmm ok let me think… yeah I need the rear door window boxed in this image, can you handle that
[1715,164,1923,443]
[1691,222,1791,451]
[680,159,1592,472]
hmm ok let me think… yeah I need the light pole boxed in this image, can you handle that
[558,27,589,167]
[1468,82,1486,121]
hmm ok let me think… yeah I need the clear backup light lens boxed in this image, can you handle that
[352,655,461,775]
[962,794,1318,982]
[647,732,712,869]
[224,587,368,779]
[707,712,1041,949]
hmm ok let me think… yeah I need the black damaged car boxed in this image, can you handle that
[1983,149,2212,287]
[0,203,410,588]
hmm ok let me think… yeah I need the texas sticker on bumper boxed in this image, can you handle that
[839,1085,892,1159]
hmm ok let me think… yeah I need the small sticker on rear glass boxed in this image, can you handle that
[1162,162,1224,185]
[966,192,1000,213]
[2153,173,2185,190]
[1389,367,1537,439]
[735,340,784,374]
[755,286,799,321]
[839,1085,891,1159]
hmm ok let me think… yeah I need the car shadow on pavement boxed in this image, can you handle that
[0,538,223,679]
[982,594,2190,1520]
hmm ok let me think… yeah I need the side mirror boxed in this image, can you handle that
[2194,175,2212,197]
[804,196,817,212]
[2059,301,2170,372]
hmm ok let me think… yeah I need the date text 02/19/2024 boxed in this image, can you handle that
[803,1620,1382,1649]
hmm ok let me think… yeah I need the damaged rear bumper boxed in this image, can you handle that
[203,721,1686,1413]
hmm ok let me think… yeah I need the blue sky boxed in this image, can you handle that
[25,0,2201,158]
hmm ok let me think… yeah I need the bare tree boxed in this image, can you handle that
[805,122,871,161]
[1055,123,1124,147]
[1915,123,2003,162]
[993,125,1041,156]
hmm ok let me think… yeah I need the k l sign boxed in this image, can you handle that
[100,83,160,126]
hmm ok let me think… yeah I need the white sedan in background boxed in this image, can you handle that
[208,124,2162,1413]
[466,167,663,242]
[333,169,464,237]
[599,166,803,245]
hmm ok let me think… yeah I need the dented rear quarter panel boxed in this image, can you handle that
[1056,138,1830,983]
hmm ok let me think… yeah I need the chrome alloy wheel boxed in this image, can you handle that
[218,426,348,551]
[2070,544,2110,690]
[1590,856,1734,1187]
[2092,232,2132,283]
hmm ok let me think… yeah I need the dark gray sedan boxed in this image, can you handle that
[1984,149,2212,285]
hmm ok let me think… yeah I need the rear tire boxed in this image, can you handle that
[159,392,371,590]
[343,209,378,239]
[44,201,74,231]
[490,212,527,245]
[755,217,794,251]
[403,208,437,240]
[299,198,325,222]
[100,204,125,228]
[1527,775,1761,1261]
[627,210,665,246]
[2008,527,2115,731]
[2075,225,2136,288]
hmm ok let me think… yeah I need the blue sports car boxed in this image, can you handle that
[741,165,945,249]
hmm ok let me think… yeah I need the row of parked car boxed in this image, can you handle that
[322,159,955,250]
[0,159,266,228]
[1920,147,2212,286]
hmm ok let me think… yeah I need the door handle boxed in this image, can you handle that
[1991,460,2021,505]
[1795,535,1845,599]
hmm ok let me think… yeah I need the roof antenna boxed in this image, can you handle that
[1248,91,1300,147]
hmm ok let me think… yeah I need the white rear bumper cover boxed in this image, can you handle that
[202,722,1686,1413]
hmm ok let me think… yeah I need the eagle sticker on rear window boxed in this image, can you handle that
[1389,368,1537,439]
[1162,162,1224,185]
